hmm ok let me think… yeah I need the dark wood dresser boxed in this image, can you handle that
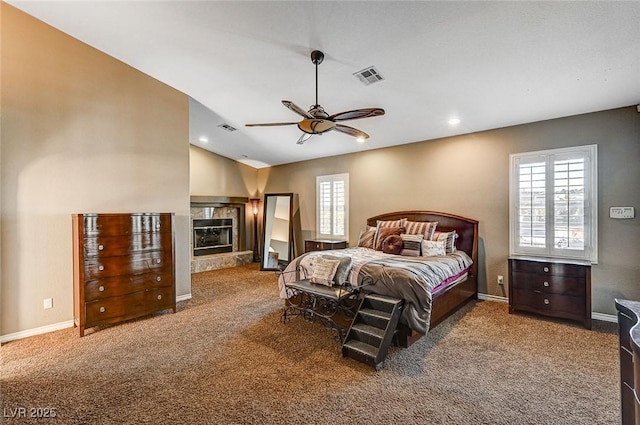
[508,256,591,329]
[72,213,176,336]
[304,239,348,253]
[615,299,640,425]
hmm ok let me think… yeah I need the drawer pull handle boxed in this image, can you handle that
[98,265,104,271]
[98,286,105,292]
[99,306,106,313]
[157,276,162,282]
[543,267,549,273]
[544,298,550,305]
[98,244,104,250]
[157,295,162,300]
[156,259,161,264]
[543,281,549,287]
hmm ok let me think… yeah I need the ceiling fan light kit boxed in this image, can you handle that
[246,50,384,145]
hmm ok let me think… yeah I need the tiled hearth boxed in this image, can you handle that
[190,196,252,273]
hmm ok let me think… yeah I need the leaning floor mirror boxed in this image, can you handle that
[260,193,295,271]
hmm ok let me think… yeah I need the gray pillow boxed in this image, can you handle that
[322,254,353,284]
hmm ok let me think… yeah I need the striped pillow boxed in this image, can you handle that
[401,233,423,257]
[404,221,438,240]
[357,226,376,249]
[432,230,457,254]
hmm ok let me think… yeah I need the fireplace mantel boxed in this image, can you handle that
[190,196,249,206]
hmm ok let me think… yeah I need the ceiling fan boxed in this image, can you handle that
[246,50,385,145]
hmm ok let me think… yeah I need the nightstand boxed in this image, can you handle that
[304,239,348,253]
[508,256,591,329]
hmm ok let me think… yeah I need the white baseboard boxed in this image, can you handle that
[592,312,617,323]
[2,295,193,343]
[478,293,509,303]
[1,320,74,344]
[176,293,192,302]
[478,293,618,323]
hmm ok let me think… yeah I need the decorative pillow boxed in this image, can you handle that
[374,226,405,251]
[421,240,446,257]
[432,230,457,254]
[401,233,424,257]
[309,257,341,286]
[376,218,407,228]
[404,221,438,240]
[321,254,353,284]
[374,218,407,250]
[357,226,376,249]
[382,235,404,255]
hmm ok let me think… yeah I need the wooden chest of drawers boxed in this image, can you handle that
[72,213,176,336]
[304,239,348,253]
[508,257,591,329]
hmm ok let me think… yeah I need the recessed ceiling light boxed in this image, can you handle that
[198,136,209,143]
[448,117,461,125]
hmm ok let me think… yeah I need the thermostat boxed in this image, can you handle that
[610,207,635,219]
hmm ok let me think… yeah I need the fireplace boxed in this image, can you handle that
[193,218,233,256]
[189,196,253,273]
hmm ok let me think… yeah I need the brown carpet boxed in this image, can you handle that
[0,263,619,424]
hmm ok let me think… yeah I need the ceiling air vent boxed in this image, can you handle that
[353,66,384,86]
[218,123,237,132]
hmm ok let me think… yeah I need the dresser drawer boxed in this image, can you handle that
[83,250,172,279]
[512,289,585,318]
[83,232,173,257]
[621,345,634,386]
[84,270,173,301]
[82,213,171,237]
[511,272,585,296]
[510,260,587,278]
[85,286,174,326]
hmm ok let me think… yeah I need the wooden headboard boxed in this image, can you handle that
[367,210,479,279]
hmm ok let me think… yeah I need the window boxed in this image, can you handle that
[509,145,597,263]
[316,173,349,240]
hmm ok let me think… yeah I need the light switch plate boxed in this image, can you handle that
[610,207,635,219]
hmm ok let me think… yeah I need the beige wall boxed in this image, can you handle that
[189,145,258,250]
[258,107,640,315]
[189,145,257,197]
[1,5,191,336]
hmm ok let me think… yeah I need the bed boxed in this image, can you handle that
[279,211,479,347]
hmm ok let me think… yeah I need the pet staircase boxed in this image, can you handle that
[342,294,404,370]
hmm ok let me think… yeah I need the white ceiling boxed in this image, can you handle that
[8,1,640,168]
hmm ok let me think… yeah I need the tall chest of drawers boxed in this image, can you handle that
[508,257,591,329]
[72,213,176,336]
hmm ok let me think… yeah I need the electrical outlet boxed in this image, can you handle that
[497,275,504,285]
[43,298,53,309]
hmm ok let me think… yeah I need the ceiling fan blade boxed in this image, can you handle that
[245,122,299,127]
[282,100,313,119]
[296,133,313,145]
[329,108,385,121]
[333,124,370,140]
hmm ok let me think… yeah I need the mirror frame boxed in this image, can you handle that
[260,193,295,271]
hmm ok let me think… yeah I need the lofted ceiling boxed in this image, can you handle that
[7,1,640,168]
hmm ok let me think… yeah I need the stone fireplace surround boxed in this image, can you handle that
[190,196,253,273]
